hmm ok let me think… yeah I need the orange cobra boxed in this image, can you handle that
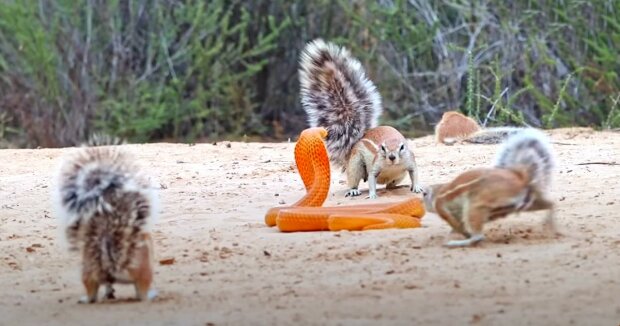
[264,127,425,232]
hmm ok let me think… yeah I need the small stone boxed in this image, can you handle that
[159,257,176,265]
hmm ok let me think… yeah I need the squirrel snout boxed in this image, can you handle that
[388,154,396,161]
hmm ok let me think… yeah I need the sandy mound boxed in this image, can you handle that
[0,128,619,325]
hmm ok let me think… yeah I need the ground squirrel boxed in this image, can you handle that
[435,111,523,145]
[299,38,422,199]
[423,129,556,247]
[52,140,159,303]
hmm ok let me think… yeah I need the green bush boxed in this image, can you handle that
[0,0,618,147]
[339,0,619,134]
[0,0,289,146]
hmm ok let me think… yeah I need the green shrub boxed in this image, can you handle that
[0,0,618,147]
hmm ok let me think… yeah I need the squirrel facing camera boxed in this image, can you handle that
[52,145,159,303]
[299,38,422,198]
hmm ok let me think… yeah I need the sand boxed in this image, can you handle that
[0,128,619,326]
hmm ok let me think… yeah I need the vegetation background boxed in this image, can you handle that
[0,0,618,148]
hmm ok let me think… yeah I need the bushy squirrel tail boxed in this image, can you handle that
[463,127,524,144]
[299,38,382,166]
[85,133,126,147]
[493,128,556,192]
[52,146,158,251]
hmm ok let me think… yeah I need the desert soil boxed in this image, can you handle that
[0,128,619,326]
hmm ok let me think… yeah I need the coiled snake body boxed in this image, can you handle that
[265,127,425,232]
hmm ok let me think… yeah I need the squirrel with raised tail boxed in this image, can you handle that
[423,128,557,247]
[435,111,523,145]
[52,139,159,303]
[299,38,423,199]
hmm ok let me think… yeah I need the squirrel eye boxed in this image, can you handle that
[399,144,405,151]
[380,145,386,152]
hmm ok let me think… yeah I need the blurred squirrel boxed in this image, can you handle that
[423,128,557,247]
[52,138,159,303]
[434,111,523,145]
[299,38,422,199]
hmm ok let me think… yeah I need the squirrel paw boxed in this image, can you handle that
[366,192,378,199]
[78,295,96,304]
[104,284,115,300]
[135,287,158,302]
[444,234,485,248]
[411,184,423,193]
[542,211,560,236]
[146,289,158,301]
[345,189,362,197]
[543,221,562,237]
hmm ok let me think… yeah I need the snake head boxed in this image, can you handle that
[300,127,328,140]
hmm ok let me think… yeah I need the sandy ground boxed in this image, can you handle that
[0,128,619,326]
